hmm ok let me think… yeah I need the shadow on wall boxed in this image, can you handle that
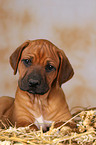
[0,0,36,48]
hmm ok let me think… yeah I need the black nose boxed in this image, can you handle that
[28,79,40,87]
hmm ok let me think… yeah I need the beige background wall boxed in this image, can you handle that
[0,0,96,112]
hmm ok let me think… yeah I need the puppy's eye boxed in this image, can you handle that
[45,64,56,72]
[22,59,32,67]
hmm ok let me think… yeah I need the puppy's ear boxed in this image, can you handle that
[10,40,30,75]
[57,49,74,86]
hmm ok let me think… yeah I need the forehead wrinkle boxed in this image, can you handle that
[22,43,38,56]
[22,40,59,65]
[46,43,58,61]
[33,43,46,63]
[31,42,47,64]
[31,42,50,64]
[39,42,59,66]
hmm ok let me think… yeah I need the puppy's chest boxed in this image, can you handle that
[34,115,52,130]
[26,100,53,130]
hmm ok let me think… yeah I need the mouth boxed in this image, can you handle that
[19,84,49,95]
[27,88,49,95]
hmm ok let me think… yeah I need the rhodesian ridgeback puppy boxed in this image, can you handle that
[0,39,74,131]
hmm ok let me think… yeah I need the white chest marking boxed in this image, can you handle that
[34,115,52,130]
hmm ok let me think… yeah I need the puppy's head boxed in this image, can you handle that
[10,39,74,95]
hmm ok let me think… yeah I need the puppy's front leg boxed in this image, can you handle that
[15,120,38,130]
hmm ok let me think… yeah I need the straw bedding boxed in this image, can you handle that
[0,108,96,145]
